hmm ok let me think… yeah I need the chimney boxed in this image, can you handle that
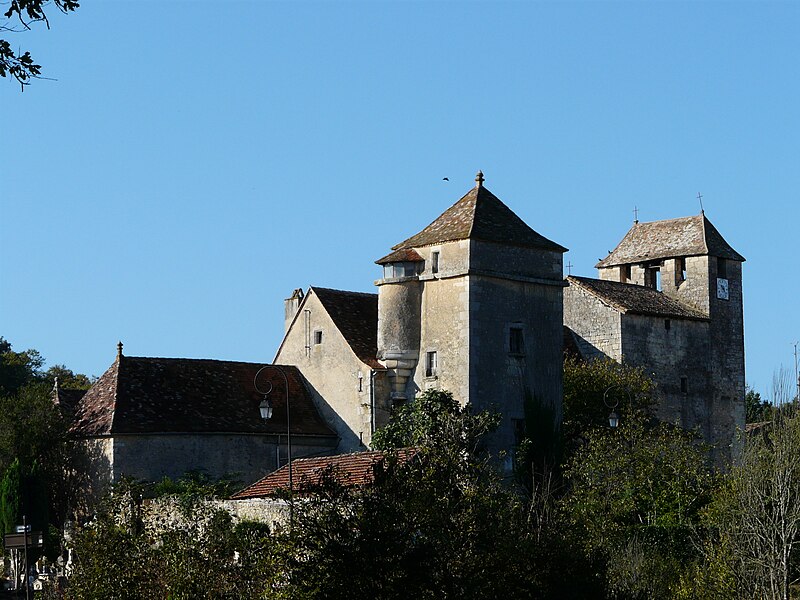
[284,289,305,332]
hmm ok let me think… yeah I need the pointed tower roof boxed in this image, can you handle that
[596,214,744,268]
[390,172,566,253]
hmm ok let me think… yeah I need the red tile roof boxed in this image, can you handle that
[596,214,745,268]
[312,287,382,369]
[375,248,424,265]
[71,356,337,438]
[389,184,566,253]
[230,448,419,499]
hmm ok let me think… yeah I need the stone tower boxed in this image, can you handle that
[375,172,567,469]
[592,213,746,457]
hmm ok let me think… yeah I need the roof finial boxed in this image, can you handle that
[475,170,484,188]
[633,206,639,224]
[697,192,704,215]
[117,341,124,358]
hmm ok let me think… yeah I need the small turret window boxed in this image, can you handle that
[431,251,440,274]
[383,262,421,279]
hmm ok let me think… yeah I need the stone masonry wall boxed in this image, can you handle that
[563,284,623,361]
[276,291,385,452]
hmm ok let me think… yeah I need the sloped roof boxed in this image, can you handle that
[375,248,424,265]
[231,448,419,499]
[596,214,745,268]
[53,386,87,418]
[567,276,709,321]
[312,287,381,369]
[71,356,336,438]
[389,183,566,253]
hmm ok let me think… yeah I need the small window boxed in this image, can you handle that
[431,251,440,274]
[509,327,525,354]
[677,258,686,283]
[664,319,671,331]
[718,257,728,279]
[425,351,438,378]
[680,376,688,394]
[622,264,631,283]
[313,330,323,345]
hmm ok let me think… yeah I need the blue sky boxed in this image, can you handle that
[2,1,798,398]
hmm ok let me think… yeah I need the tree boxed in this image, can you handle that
[562,356,655,454]
[695,373,800,600]
[745,386,772,423]
[279,390,538,599]
[563,412,714,599]
[1,0,79,89]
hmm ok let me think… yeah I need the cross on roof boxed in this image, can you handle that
[633,206,639,223]
[565,261,573,275]
[697,192,704,214]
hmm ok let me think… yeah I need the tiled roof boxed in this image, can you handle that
[375,248,424,265]
[389,184,566,253]
[567,276,709,321]
[231,448,419,499]
[53,387,87,419]
[70,356,337,438]
[312,287,381,369]
[596,214,745,268]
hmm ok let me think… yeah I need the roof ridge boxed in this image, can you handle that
[311,286,377,298]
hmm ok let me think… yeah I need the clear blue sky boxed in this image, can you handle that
[2,1,798,398]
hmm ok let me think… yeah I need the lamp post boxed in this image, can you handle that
[603,385,632,429]
[254,365,293,526]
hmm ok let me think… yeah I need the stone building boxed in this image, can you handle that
[274,286,392,452]
[69,344,338,489]
[279,172,567,469]
[67,174,747,487]
[564,213,746,459]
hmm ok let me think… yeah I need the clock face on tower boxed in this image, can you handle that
[717,278,729,300]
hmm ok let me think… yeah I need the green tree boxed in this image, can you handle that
[563,413,714,599]
[277,390,538,599]
[1,0,79,89]
[562,356,655,454]
[745,386,772,423]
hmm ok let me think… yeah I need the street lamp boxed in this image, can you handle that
[254,365,293,526]
[604,385,631,429]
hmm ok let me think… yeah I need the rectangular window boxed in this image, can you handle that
[622,264,631,283]
[664,319,671,330]
[681,376,688,394]
[431,251,440,274]
[677,257,686,283]
[718,257,728,279]
[509,327,525,354]
[313,330,323,345]
[425,351,438,378]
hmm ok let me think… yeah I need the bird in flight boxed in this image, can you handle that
[442,177,449,181]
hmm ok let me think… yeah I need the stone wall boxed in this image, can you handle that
[620,314,712,433]
[276,290,390,452]
[111,433,337,487]
[564,283,623,360]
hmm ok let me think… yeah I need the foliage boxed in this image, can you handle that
[285,423,535,598]
[1,0,79,89]
[0,458,21,535]
[694,374,800,600]
[67,480,277,600]
[150,470,241,507]
[563,412,714,599]
[562,356,656,453]
[745,385,772,423]
[372,388,500,455]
